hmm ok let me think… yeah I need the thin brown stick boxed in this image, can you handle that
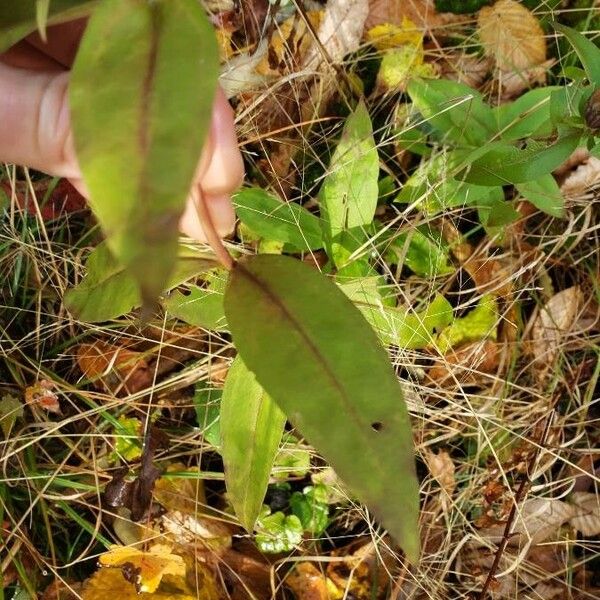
[196,189,235,271]
[476,415,553,599]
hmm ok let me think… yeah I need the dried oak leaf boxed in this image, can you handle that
[569,492,600,536]
[424,449,456,496]
[478,0,546,72]
[76,341,151,395]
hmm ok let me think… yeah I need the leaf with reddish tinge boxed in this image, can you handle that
[224,254,420,561]
[70,0,219,308]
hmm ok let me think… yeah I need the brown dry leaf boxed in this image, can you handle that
[497,60,553,99]
[154,464,207,514]
[285,563,331,600]
[98,544,185,594]
[478,0,546,72]
[569,492,600,536]
[428,340,501,387]
[366,0,463,35]
[560,156,600,200]
[439,51,492,89]
[24,379,61,414]
[41,580,83,600]
[528,286,585,379]
[424,449,456,496]
[76,341,151,395]
[160,510,232,551]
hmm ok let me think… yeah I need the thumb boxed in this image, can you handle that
[0,64,78,178]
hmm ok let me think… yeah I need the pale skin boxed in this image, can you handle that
[0,20,243,241]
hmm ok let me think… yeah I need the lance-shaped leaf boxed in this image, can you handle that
[221,356,286,532]
[554,23,600,85]
[224,254,420,561]
[319,100,379,267]
[69,0,219,307]
[0,0,98,52]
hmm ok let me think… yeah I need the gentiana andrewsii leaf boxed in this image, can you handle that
[224,254,420,561]
[0,0,97,52]
[69,0,219,308]
[554,23,600,85]
[65,243,215,322]
[319,100,379,267]
[233,188,323,251]
[221,356,286,532]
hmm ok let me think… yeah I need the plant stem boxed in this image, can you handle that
[196,190,235,271]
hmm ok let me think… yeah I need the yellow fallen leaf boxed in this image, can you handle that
[153,464,206,514]
[366,18,422,51]
[99,544,185,594]
[478,0,546,72]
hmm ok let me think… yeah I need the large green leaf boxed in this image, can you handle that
[0,0,97,52]
[554,23,600,85]
[65,243,214,322]
[516,174,564,218]
[233,188,323,251]
[407,78,495,147]
[224,254,420,561]
[69,0,219,307]
[221,356,286,532]
[462,135,581,186]
[319,100,379,267]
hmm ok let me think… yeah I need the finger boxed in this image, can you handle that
[0,64,78,178]
[26,19,87,68]
[197,87,244,196]
[0,40,64,71]
[179,188,235,242]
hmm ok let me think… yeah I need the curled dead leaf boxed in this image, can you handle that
[76,341,151,395]
[424,449,456,496]
[24,379,61,414]
[560,156,600,200]
[285,563,331,600]
[569,492,600,536]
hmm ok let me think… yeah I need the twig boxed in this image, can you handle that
[476,414,553,599]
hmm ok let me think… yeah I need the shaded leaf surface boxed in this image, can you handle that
[0,0,97,52]
[70,0,219,306]
[224,254,420,561]
[221,356,286,531]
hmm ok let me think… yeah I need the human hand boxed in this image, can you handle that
[0,20,243,240]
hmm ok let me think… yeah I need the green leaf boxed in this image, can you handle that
[255,509,303,554]
[385,228,454,277]
[273,434,311,480]
[69,0,219,307]
[289,484,329,535]
[462,136,581,186]
[494,87,561,141]
[341,281,453,349]
[164,269,227,330]
[0,0,97,52]
[233,188,323,251]
[35,0,51,41]
[554,23,600,85]
[477,195,520,230]
[437,295,498,353]
[320,100,379,267]
[407,78,495,147]
[112,416,142,462]
[221,356,287,532]
[65,243,214,322]
[516,174,564,218]
[0,394,23,438]
[224,254,420,561]
[193,386,222,448]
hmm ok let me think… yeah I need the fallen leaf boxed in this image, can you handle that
[24,380,61,414]
[440,51,492,89]
[366,0,463,35]
[99,544,185,594]
[528,286,584,380]
[153,464,206,515]
[560,156,600,200]
[478,0,546,72]
[76,341,151,395]
[424,449,455,496]
[0,394,23,437]
[428,340,501,387]
[569,492,600,536]
[285,563,331,600]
